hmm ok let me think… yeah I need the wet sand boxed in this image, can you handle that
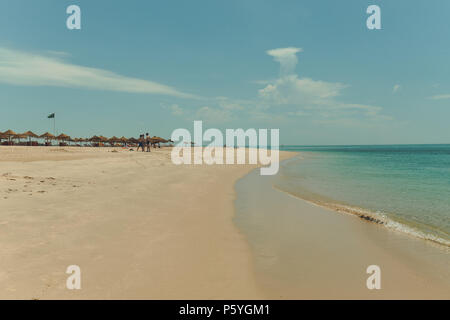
[235,166,450,299]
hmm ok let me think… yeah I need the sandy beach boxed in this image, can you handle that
[0,146,293,299]
[1,146,448,299]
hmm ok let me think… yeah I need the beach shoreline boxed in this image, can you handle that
[0,146,295,299]
[234,161,450,299]
[1,146,448,299]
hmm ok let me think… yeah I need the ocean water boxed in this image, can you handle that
[276,145,450,246]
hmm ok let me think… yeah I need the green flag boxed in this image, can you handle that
[48,113,55,119]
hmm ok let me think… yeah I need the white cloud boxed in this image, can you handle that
[256,47,390,122]
[173,47,391,126]
[429,94,450,100]
[266,47,303,75]
[0,47,197,99]
[259,75,346,106]
[393,84,400,93]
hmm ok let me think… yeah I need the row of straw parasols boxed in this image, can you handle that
[0,130,171,145]
[0,130,73,143]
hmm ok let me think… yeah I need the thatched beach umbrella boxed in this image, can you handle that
[3,129,17,136]
[150,136,168,148]
[0,132,6,143]
[154,136,169,143]
[115,136,127,146]
[14,133,28,143]
[119,136,128,144]
[108,136,120,146]
[55,133,70,146]
[73,138,86,146]
[96,136,107,147]
[39,132,55,144]
[40,132,55,139]
[3,130,17,143]
[22,130,38,138]
[56,133,70,141]
[22,131,39,143]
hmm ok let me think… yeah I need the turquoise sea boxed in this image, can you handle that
[276,145,450,246]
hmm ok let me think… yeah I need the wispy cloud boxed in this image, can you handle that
[393,84,400,93]
[194,106,233,123]
[0,47,198,99]
[164,104,184,116]
[429,94,450,100]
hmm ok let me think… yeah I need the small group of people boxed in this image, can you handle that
[137,133,152,152]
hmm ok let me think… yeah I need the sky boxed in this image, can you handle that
[0,0,449,145]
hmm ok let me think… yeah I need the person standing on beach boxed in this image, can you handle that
[146,133,151,152]
[137,134,145,152]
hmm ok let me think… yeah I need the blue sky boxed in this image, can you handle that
[1,0,449,144]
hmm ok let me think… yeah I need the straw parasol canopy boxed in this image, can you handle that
[151,136,169,143]
[108,136,120,143]
[89,135,100,142]
[56,133,70,141]
[3,129,16,138]
[14,133,28,142]
[98,136,108,142]
[21,131,39,142]
[3,129,17,135]
[40,132,55,140]
[2,130,17,142]
[22,131,38,138]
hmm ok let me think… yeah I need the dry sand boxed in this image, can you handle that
[0,146,293,299]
